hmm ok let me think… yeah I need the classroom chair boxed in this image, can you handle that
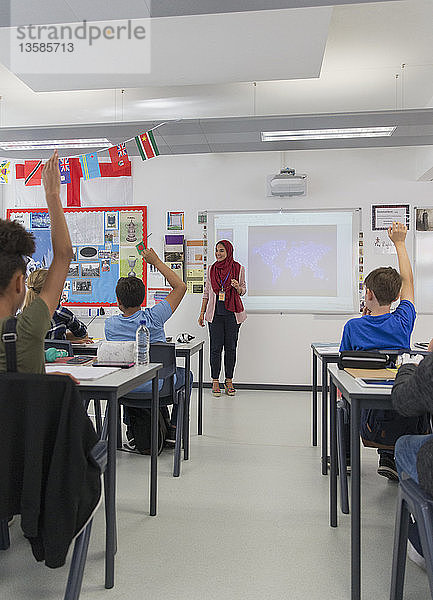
[0,373,106,600]
[390,477,433,600]
[117,342,186,477]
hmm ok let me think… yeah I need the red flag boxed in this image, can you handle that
[108,143,130,172]
[15,158,131,206]
[24,160,43,186]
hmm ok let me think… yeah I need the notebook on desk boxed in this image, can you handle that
[355,378,394,389]
[45,364,120,380]
[345,367,397,380]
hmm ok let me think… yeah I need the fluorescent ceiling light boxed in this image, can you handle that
[261,127,396,141]
[0,138,112,151]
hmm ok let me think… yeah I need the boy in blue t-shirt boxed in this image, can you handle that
[340,222,425,480]
[105,247,188,448]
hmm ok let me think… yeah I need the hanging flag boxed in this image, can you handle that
[59,157,71,184]
[79,153,101,180]
[15,159,131,207]
[24,160,43,186]
[135,131,159,161]
[108,143,130,172]
[0,160,10,184]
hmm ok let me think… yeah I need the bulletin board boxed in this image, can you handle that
[7,206,147,307]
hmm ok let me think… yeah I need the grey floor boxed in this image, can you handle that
[1,390,430,600]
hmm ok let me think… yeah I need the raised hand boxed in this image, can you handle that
[388,222,407,245]
[42,150,60,198]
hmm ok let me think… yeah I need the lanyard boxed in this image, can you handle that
[219,271,230,290]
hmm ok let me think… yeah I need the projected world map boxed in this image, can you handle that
[247,224,337,297]
[254,240,331,283]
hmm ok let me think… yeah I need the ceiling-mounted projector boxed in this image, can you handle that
[266,167,307,197]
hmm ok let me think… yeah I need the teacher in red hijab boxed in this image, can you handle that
[198,240,246,397]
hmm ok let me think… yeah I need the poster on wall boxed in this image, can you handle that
[185,240,205,294]
[415,208,433,231]
[7,206,147,306]
[372,204,410,231]
[167,211,184,231]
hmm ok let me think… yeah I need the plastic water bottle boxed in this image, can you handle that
[136,320,150,365]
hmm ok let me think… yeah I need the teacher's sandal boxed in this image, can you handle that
[212,381,221,397]
[224,380,236,396]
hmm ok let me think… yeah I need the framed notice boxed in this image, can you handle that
[372,204,410,231]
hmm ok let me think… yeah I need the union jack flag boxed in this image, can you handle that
[59,157,71,184]
[117,143,127,157]
[109,143,130,172]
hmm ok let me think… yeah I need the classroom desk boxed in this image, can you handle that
[175,339,205,459]
[310,343,340,474]
[76,363,162,590]
[327,364,393,600]
[71,341,101,355]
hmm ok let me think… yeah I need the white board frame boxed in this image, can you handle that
[207,208,361,315]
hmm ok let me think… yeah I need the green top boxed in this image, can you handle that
[0,296,51,374]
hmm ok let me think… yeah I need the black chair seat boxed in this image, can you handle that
[117,342,186,477]
[390,477,433,599]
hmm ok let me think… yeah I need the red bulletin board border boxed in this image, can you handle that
[6,206,147,307]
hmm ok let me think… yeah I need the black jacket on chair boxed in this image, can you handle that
[0,373,101,568]
[392,353,433,498]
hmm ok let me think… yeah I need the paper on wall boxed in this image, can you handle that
[186,267,204,294]
[186,240,204,265]
[372,233,396,255]
[66,211,105,245]
[147,287,171,307]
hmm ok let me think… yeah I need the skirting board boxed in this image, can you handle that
[192,382,327,392]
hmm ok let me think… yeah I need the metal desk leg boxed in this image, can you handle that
[351,399,361,600]
[105,393,116,588]
[312,350,318,447]
[150,376,159,516]
[183,353,191,460]
[321,358,329,475]
[329,380,338,528]
[198,347,203,435]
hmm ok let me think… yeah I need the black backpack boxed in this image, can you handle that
[127,407,168,455]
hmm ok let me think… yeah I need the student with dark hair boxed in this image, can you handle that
[0,151,73,374]
[340,222,427,480]
[105,247,188,448]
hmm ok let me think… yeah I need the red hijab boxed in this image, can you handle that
[210,240,244,313]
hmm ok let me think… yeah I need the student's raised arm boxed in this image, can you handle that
[141,248,186,312]
[388,221,414,305]
[39,151,73,316]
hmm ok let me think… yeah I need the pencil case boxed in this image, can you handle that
[338,351,390,370]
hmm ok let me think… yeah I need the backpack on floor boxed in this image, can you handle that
[361,410,430,449]
[127,407,168,455]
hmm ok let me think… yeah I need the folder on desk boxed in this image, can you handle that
[345,367,397,380]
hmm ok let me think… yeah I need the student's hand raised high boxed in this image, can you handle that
[42,150,61,198]
[140,247,160,266]
[388,222,407,245]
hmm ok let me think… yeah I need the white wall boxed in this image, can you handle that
[4,146,433,385]
[132,147,433,385]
